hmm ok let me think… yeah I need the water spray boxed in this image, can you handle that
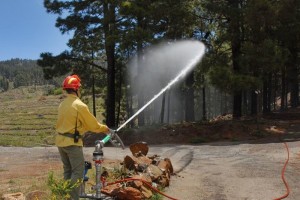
[90,45,205,151]
[116,42,205,132]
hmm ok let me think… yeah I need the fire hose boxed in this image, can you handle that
[274,142,290,200]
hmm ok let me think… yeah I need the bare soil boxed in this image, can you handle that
[2,108,300,199]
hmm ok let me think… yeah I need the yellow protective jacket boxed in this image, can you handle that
[55,94,109,147]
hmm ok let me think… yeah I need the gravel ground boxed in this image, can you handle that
[1,140,300,200]
[160,141,300,200]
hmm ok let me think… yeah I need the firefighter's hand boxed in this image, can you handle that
[103,125,110,134]
[109,128,116,135]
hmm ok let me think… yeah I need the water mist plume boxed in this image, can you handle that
[117,40,205,131]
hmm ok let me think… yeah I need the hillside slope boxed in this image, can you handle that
[2,86,300,147]
[0,86,60,146]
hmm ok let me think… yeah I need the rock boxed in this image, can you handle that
[137,163,148,172]
[158,158,174,174]
[101,181,151,200]
[124,155,138,170]
[26,190,47,200]
[2,192,25,200]
[149,155,160,165]
[141,185,153,199]
[124,155,152,171]
[157,174,170,187]
[146,164,163,181]
[129,142,149,156]
[138,155,152,165]
[101,184,121,196]
[131,174,152,189]
[131,177,143,188]
[117,187,143,200]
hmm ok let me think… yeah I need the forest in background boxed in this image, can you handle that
[0,59,60,91]
[2,0,300,130]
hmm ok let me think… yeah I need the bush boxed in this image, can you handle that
[48,88,63,95]
[47,171,81,200]
[53,88,63,95]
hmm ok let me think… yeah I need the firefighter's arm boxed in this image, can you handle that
[78,104,109,134]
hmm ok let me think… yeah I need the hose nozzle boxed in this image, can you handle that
[100,129,125,149]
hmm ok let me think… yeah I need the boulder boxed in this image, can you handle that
[101,184,121,197]
[116,187,143,200]
[141,185,153,199]
[131,174,152,189]
[25,190,47,200]
[158,158,174,174]
[2,192,25,200]
[146,164,163,181]
[138,155,152,165]
[129,142,149,156]
[124,155,138,170]
[124,155,152,171]
[157,174,170,187]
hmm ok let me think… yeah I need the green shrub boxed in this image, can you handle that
[47,87,63,95]
[53,88,63,95]
[47,171,81,200]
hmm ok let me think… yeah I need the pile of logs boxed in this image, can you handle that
[102,142,174,200]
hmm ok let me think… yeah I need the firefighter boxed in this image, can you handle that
[55,74,110,200]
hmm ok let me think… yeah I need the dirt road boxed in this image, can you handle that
[160,141,300,200]
[1,140,300,200]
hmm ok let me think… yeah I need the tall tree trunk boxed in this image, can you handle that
[202,75,207,121]
[116,64,123,128]
[233,93,242,118]
[160,93,166,123]
[262,78,268,113]
[242,91,248,115]
[263,73,272,113]
[137,18,145,126]
[289,50,299,108]
[92,74,96,116]
[180,87,185,121]
[185,71,195,122]
[267,73,272,112]
[274,73,279,110]
[137,49,145,126]
[228,0,242,119]
[202,86,207,121]
[167,89,171,123]
[126,89,134,128]
[207,86,211,119]
[281,67,286,111]
[290,80,299,107]
[251,90,258,115]
[104,2,116,127]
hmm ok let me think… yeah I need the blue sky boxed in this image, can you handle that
[0,0,71,61]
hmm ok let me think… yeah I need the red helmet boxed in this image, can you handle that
[62,75,81,90]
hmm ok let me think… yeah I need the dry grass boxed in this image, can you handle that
[0,86,60,147]
[0,86,105,147]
